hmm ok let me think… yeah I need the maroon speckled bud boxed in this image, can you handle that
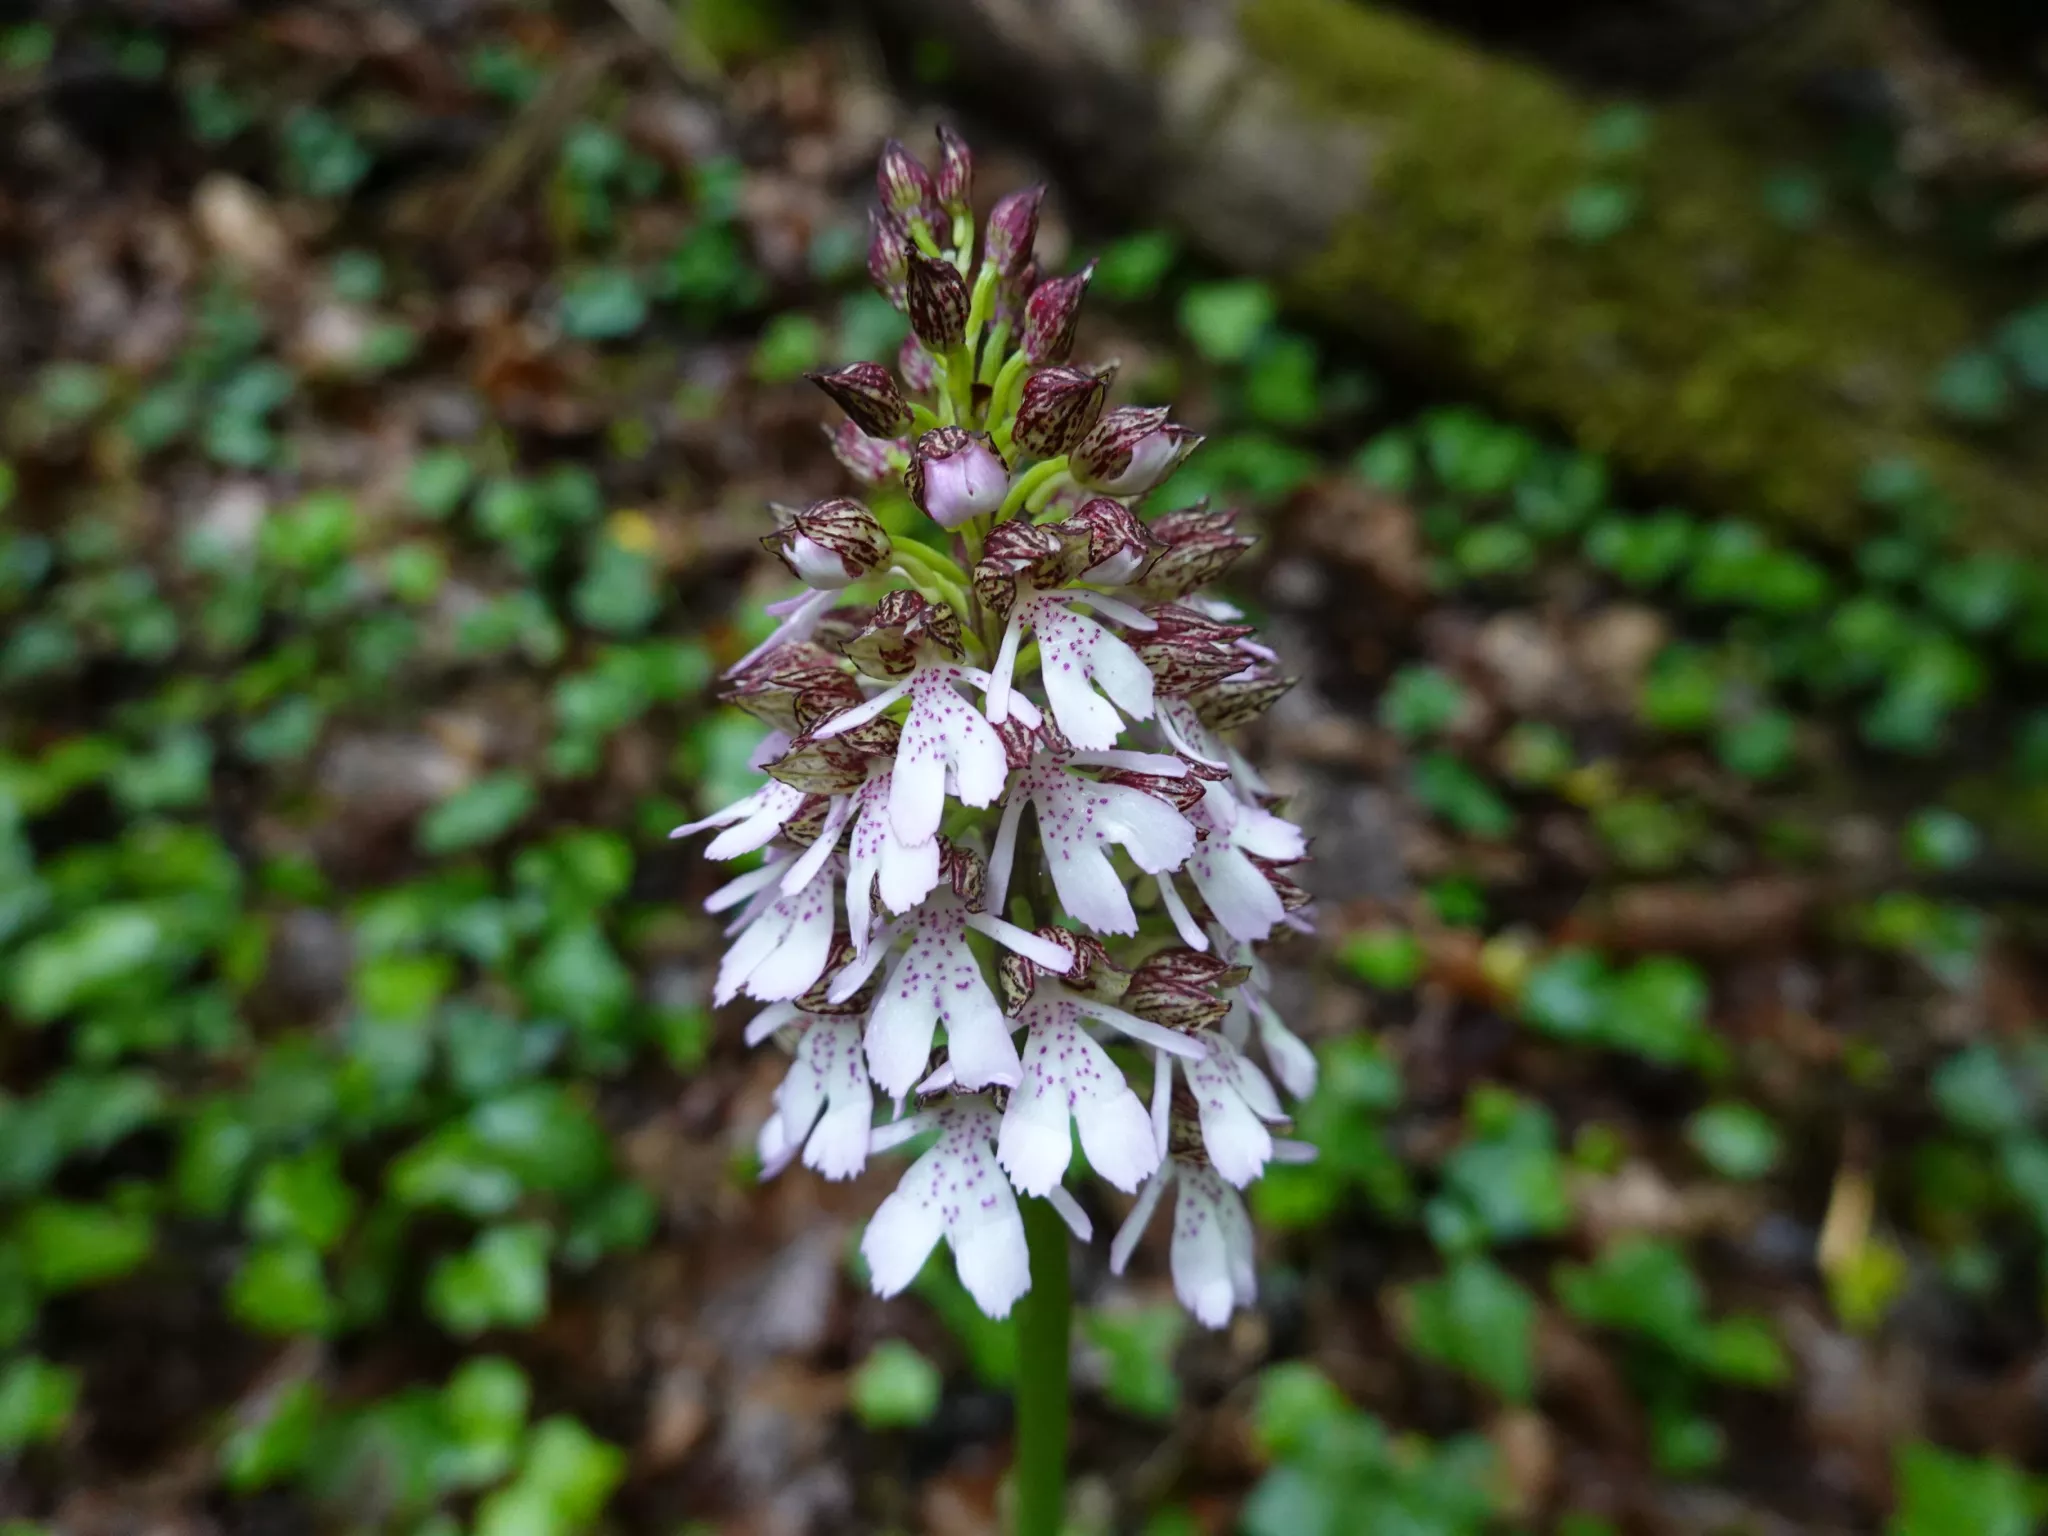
[905,250,970,352]
[721,642,861,734]
[897,335,936,393]
[935,125,973,218]
[761,497,891,589]
[1132,602,1258,695]
[846,588,963,677]
[1012,366,1107,459]
[1194,674,1297,731]
[1123,947,1247,1032]
[806,362,914,439]
[827,420,904,485]
[876,138,938,223]
[944,841,987,907]
[867,210,910,306]
[1021,260,1094,364]
[1070,406,1202,497]
[1063,496,1159,585]
[997,950,1037,1016]
[1137,501,1256,599]
[905,426,1008,529]
[984,186,1044,277]
[971,517,1067,619]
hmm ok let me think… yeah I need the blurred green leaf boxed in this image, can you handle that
[19,1200,154,1292]
[248,1147,358,1253]
[1178,280,1275,363]
[559,268,648,340]
[230,1241,336,1336]
[1083,1302,1185,1420]
[1402,1257,1535,1402]
[419,773,537,855]
[0,1355,78,1451]
[220,1377,323,1492]
[1686,1102,1781,1181]
[851,1339,943,1428]
[1932,1044,2028,1139]
[1890,1443,2034,1536]
[1092,231,1179,300]
[427,1222,552,1337]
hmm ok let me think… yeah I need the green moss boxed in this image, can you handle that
[1238,0,2045,554]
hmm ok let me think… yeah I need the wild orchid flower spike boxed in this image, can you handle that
[683,129,1319,1342]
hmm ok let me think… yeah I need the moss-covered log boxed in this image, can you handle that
[854,0,2047,554]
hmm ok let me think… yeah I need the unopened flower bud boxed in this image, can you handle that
[1124,948,1248,1032]
[1013,366,1108,459]
[846,587,962,676]
[1021,261,1094,364]
[876,138,938,223]
[1137,501,1255,599]
[762,497,891,589]
[1065,496,1159,585]
[935,125,973,218]
[1133,602,1257,695]
[905,426,1008,529]
[898,336,936,393]
[906,251,970,352]
[867,210,911,305]
[1071,406,1202,496]
[807,362,914,439]
[827,420,904,485]
[984,186,1043,277]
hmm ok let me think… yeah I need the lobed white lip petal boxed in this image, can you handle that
[862,1101,1031,1319]
[998,999,1160,1197]
[1186,1032,1286,1187]
[861,1181,945,1298]
[865,897,1024,1098]
[1171,1167,1256,1327]
[1170,1175,1237,1328]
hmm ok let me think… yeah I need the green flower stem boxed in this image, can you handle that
[910,403,943,436]
[998,457,1067,523]
[978,321,1014,388]
[964,262,999,370]
[1026,470,1073,516]
[987,350,1031,434]
[945,344,978,425]
[1014,1197,1071,1536]
[889,543,971,615]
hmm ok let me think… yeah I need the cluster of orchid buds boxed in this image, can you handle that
[675,128,1318,1327]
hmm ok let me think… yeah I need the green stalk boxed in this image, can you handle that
[1014,1198,1071,1536]
[978,321,1014,387]
[997,456,1068,523]
[964,262,999,365]
[889,543,971,616]
[986,349,1031,433]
